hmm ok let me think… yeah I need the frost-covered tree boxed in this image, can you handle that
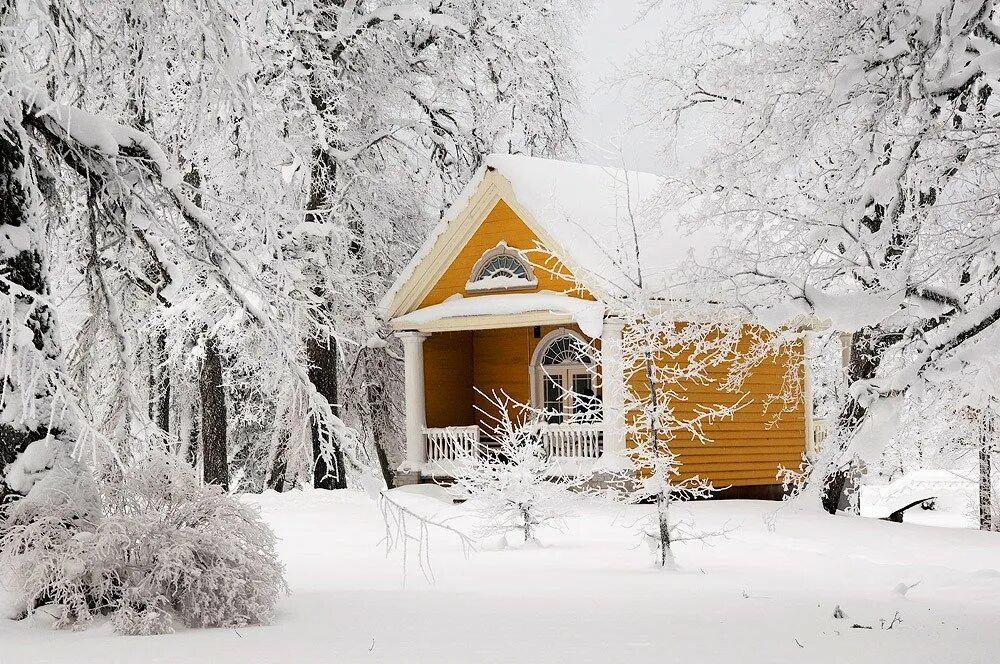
[598,302,749,568]
[268,0,583,488]
[444,394,580,545]
[640,0,1000,511]
[0,0,376,512]
[540,187,751,568]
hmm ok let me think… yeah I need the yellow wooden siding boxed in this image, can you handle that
[423,331,475,428]
[470,324,593,427]
[626,329,805,487]
[421,323,804,487]
[471,326,532,424]
[419,199,588,309]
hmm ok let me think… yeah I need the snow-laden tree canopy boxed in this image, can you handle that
[639,0,1000,506]
[1,0,583,502]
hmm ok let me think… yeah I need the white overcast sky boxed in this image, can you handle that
[573,1,704,176]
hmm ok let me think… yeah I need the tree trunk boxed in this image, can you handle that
[308,337,347,489]
[149,329,170,435]
[267,436,289,492]
[980,411,994,531]
[0,114,61,505]
[821,326,899,513]
[364,366,395,489]
[200,336,228,489]
[655,491,675,569]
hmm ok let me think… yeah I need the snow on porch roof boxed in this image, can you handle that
[378,153,717,320]
[391,291,606,337]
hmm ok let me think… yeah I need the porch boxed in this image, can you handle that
[394,316,627,479]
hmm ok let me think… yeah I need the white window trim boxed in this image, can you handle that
[465,241,538,292]
[529,328,596,417]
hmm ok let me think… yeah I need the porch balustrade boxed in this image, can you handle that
[423,422,602,465]
[540,423,603,458]
[425,425,482,462]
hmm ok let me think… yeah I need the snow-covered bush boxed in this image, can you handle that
[0,451,286,634]
[444,395,580,545]
[2,437,102,527]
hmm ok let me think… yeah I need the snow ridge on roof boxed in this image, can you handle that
[379,154,712,319]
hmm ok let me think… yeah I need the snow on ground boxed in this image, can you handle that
[861,470,979,528]
[3,488,1000,663]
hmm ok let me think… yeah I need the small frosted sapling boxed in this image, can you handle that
[443,393,583,546]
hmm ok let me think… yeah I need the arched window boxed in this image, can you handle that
[540,335,593,366]
[530,329,600,424]
[466,241,537,292]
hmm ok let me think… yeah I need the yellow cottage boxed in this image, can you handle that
[379,155,814,500]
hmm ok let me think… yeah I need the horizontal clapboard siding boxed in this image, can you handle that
[627,331,805,486]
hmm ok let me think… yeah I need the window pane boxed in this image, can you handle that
[478,254,529,280]
[543,374,564,424]
[571,374,599,421]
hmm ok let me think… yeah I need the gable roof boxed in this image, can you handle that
[379,154,714,321]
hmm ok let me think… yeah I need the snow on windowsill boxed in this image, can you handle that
[464,275,538,292]
[392,290,605,337]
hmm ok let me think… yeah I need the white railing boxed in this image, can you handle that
[423,423,604,463]
[425,425,481,462]
[540,423,603,458]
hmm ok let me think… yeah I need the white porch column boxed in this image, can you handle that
[600,317,627,464]
[398,331,429,471]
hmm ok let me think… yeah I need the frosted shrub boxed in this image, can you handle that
[445,395,580,545]
[1,452,286,634]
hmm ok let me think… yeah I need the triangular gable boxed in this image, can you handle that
[379,167,600,321]
[418,199,584,309]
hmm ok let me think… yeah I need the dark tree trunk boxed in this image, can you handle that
[185,397,200,467]
[308,337,347,489]
[200,336,229,489]
[821,326,899,513]
[365,372,395,489]
[0,115,60,506]
[267,436,289,492]
[980,412,994,531]
[149,329,170,435]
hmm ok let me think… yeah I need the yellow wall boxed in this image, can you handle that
[423,331,475,428]
[470,325,593,428]
[627,329,805,487]
[424,323,804,487]
[419,199,587,308]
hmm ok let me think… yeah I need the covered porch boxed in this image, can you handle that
[393,310,627,479]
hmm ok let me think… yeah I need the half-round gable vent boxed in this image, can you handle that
[466,241,538,292]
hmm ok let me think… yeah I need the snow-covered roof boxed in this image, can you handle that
[392,291,606,337]
[379,154,715,320]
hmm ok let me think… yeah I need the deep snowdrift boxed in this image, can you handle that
[2,489,999,663]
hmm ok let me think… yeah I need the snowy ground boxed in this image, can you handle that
[3,488,1000,663]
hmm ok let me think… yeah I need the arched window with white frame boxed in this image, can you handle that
[465,241,538,292]
[530,329,601,424]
